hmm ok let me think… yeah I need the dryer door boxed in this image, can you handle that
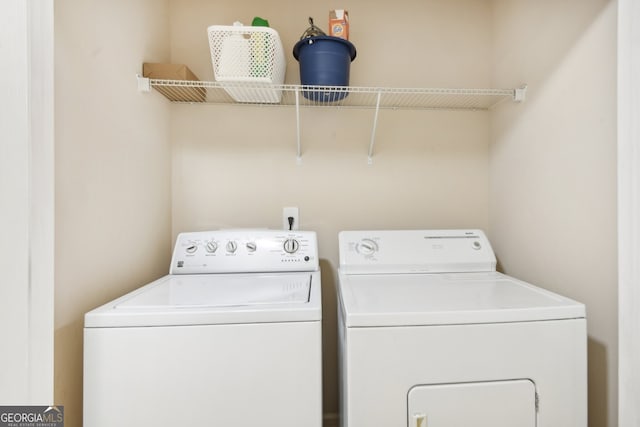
[408,379,536,427]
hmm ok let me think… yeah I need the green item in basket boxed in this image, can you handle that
[252,16,269,27]
[251,17,270,77]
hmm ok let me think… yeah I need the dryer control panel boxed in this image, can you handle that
[170,230,319,274]
[339,229,497,274]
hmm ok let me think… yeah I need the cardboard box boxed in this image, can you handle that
[329,9,349,40]
[142,63,206,102]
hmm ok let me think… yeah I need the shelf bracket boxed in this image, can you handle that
[367,91,383,164]
[514,85,527,102]
[136,74,151,93]
[295,88,302,164]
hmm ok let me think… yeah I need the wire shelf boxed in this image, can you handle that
[138,76,526,163]
[146,79,520,111]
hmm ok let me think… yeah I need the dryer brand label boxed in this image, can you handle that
[0,406,64,427]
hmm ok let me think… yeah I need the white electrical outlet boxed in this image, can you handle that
[283,207,299,230]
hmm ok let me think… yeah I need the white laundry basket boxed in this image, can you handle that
[208,25,286,103]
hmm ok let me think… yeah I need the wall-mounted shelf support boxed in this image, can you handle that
[137,74,151,92]
[514,85,527,102]
[368,92,383,165]
[295,88,302,164]
[138,76,526,163]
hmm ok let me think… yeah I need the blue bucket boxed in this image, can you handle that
[293,36,356,102]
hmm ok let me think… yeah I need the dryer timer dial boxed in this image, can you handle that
[356,239,378,256]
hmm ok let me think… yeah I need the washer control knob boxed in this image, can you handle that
[226,241,238,253]
[356,239,378,256]
[283,239,300,254]
[246,242,257,252]
[186,244,198,254]
[205,241,218,253]
[472,240,482,250]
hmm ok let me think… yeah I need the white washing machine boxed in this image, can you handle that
[338,229,587,427]
[84,230,322,427]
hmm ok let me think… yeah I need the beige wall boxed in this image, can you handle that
[53,0,618,426]
[54,1,172,426]
[490,1,618,426]
[168,0,492,87]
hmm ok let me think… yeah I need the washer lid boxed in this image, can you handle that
[338,272,585,327]
[85,272,321,328]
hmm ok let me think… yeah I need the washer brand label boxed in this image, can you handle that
[0,406,64,427]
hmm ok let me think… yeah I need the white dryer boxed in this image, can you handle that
[84,230,322,427]
[337,229,586,427]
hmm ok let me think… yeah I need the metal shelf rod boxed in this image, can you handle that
[368,91,383,164]
[140,76,520,110]
[295,88,302,163]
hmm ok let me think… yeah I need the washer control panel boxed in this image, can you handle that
[339,229,497,274]
[170,230,319,274]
